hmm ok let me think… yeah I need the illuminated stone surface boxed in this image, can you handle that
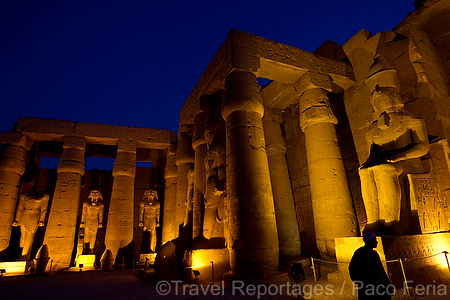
[44,136,85,270]
[175,125,194,242]
[0,133,30,253]
[0,0,450,287]
[222,71,279,275]
[79,190,104,253]
[191,99,209,243]
[263,106,301,258]
[297,73,357,260]
[104,140,136,262]
[13,192,49,256]
[358,56,430,234]
[161,146,177,244]
[139,190,160,253]
[203,96,226,240]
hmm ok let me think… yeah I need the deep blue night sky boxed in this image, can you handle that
[1,1,415,168]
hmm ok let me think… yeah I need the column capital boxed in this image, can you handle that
[294,71,333,96]
[176,125,194,166]
[222,71,264,119]
[63,136,85,150]
[58,136,86,175]
[299,88,337,132]
[0,132,32,150]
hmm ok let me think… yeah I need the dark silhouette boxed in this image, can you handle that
[348,232,392,299]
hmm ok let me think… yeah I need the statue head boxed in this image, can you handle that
[366,54,404,115]
[88,190,103,205]
[143,190,158,201]
[370,86,404,115]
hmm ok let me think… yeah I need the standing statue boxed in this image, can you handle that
[203,102,226,239]
[139,190,160,253]
[359,55,429,233]
[80,190,104,253]
[12,192,49,257]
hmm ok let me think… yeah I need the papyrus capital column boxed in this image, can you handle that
[263,107,301,258]
[44,136,85,270]
[0,132,31,253]
[296,72,357,260]
[162,145,177,244]
[105,140,136,262]
[222,71,279,276]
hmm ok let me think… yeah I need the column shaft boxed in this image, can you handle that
[263,107,301,258]
[162,147,178,244]
[44,136,85,270]
[105,140,136,262]
[0,133,30,253]
[192,109,209,242]
[299,88,357,260]
[222,71,279,275]
[175,127,194,240]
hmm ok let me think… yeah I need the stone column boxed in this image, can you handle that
[175,126,194,240]
[263,107,301,258]
[104,140,136,262]
[0,132,31,253]
[161,146,177,244]
[222,71,279,276]
[44,136,85,270]
[192,103,209,243]
[296,72,357,260]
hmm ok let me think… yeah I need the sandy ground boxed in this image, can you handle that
[0,268,449,300]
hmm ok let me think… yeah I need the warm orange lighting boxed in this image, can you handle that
[76,254,95,268]
[0,261,26,276]
[139,253,157,265]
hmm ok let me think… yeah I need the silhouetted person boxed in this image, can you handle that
[349,232,392,299]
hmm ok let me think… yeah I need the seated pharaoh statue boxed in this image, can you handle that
[359,55,430,234]
[80,190,104,253]
[139,190,160,253]
[12,192,49,257]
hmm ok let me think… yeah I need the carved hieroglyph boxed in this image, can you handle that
[409,176,450,233]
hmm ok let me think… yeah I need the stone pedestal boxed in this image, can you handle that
[44,136,85,270]
[222,71,279,277]
[0,133,30,253]
[104,140,136,263]
[263,107,301,258]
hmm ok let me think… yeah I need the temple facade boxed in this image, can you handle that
[1,0,450,286]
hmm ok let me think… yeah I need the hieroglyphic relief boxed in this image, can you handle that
[409,175,450,233]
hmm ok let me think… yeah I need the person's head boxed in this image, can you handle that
[363,232,378,249]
